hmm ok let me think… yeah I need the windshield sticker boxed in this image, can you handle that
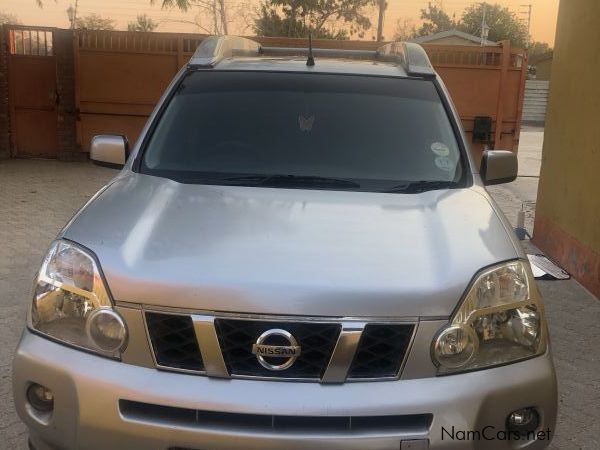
[431,142,450,156]
[435,156,453,172]
[298,114,315,132]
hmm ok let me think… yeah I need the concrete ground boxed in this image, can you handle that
[488,127,600,449]
[486,126,544,235]
[1,129,599,449]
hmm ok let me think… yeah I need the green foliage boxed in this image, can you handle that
[0,12,22,25]
[151,0,540,49]
[153,0,195,11]
[405,2,529,48]
[416,2,455,37]
[458,2,528,48]
[75,13,115,30]
[254,3,344,39]
[254,0,376,39]
[128,14,159,32]
[528,41,552,60]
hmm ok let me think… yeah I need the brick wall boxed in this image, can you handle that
[54,29,81,160]
[0,26,10,159]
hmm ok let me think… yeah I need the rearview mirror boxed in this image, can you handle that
[90,135,128,169]
[480,150,518,185]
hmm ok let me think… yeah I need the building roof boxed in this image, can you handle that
[409,29,497,46]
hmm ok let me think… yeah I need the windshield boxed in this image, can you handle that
[141,71,465,192]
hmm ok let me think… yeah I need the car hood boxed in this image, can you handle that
[63,173,518,318]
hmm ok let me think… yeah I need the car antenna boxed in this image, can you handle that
[307,31,315,67]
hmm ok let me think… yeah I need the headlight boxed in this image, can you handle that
[432,260,546,374]
[30,240,127,358]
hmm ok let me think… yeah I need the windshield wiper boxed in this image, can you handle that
[382,180,460,193]
[219,174,361,190]
[168,173,360,189]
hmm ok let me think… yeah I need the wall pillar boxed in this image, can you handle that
[54,29,81,160]
[0,25,10,160]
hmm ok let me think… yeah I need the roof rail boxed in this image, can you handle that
[376,42,436,78]
[260,47,378,60]
[189,36,261,67]
[188,35,436,79]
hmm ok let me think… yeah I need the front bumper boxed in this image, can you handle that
[14,330,557,450]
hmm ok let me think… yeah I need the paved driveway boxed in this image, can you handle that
[1,152,599,449]
[0,160,115,448]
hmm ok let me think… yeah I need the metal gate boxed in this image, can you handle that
[73,31,527,158]
[6,26,59,158]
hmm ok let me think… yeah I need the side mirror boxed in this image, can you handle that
[90,135,128,169]
[480,150,518,185]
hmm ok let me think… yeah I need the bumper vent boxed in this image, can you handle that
[120,400,433,435]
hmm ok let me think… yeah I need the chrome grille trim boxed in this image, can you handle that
[191,315,229,378]
[136,304,422,323]
[321,321,366,383]
[143,307,418,383]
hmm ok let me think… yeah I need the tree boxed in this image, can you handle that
[154,0,229,35]
[393,18,416,41]
[128,14,159,32]
[528,41,552,60]
[255,4,344,39]
[458,2,528,48]
[416,1,455,37]
[254,0,376,40]
[75,13,115,30]
[0,12,22,25]
[254,2,344,39]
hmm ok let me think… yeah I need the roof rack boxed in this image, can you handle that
[376,42,436,78]
[260,46,378,60]
[190,36,261,67]
[188,36,436,78]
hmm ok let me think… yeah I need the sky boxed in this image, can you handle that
[1,0,560,45]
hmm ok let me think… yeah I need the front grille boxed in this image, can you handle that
[120,400,433,435]
[146,312,204,371]
[215,318,340,379]
[348,324,415,379]
[144,312,415,382]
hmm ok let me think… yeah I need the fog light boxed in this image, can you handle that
[26,383,54,412]
[86,308,127,353]
[507,407,539,434]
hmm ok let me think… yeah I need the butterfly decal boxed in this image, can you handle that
[298,114,315,132]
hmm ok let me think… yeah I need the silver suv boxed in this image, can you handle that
[13,37,557,450]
